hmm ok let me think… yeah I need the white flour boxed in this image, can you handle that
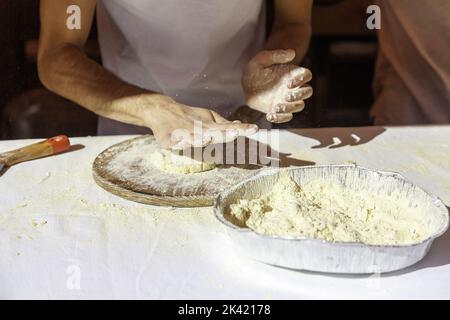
[229,175,431,245]
[148,149,216,174]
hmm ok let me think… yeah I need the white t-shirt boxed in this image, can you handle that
[96,0,266,135]
[372,0,450,125]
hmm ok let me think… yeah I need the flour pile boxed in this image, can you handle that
[148,150,216,174]
[228,175,430,245]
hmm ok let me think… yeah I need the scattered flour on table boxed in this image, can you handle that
[228,175,431,245]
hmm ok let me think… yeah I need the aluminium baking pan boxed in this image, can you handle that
[213,165,449,274]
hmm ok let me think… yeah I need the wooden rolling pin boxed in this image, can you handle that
[0,135,71,172]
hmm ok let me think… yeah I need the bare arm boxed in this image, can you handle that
[38,0,158,127]
[38,0,256,148]
[265,0,313,64]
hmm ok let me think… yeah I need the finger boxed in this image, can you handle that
[285,86,313,102]
[191,133,213,148]
[273,101,305,114]
[250,49,296,68]
[203,124,257,145]
[211,122,259,139]
[170,122,258,150]
[170,133,212,150]
[266,113,293,124]
[288,68,313,89]
[204,128,238,145]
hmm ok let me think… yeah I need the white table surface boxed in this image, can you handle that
[0,126,449,300]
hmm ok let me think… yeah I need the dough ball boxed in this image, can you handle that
[148,150,216,174]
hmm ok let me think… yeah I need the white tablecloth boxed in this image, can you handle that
[0,126,449,299]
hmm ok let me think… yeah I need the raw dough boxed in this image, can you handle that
[228,175,430,245]
[148,150,216,174]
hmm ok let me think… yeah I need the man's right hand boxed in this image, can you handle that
[137,96,259,150]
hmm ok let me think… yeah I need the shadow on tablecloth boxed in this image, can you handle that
[288,126,386,149]
[178,137,316,170]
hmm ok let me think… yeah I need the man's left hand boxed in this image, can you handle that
[242,49,313,123]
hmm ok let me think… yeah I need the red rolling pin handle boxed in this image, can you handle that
[47,135,71,154]
[1,135,72,167]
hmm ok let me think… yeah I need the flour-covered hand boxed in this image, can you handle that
[242,49,313,123]
[140,96,258,150]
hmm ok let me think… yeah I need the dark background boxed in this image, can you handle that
[0,0,376,140]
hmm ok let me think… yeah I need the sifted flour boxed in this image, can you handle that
[229,175,430,245]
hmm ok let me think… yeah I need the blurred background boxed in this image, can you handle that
[0,0,375,139]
